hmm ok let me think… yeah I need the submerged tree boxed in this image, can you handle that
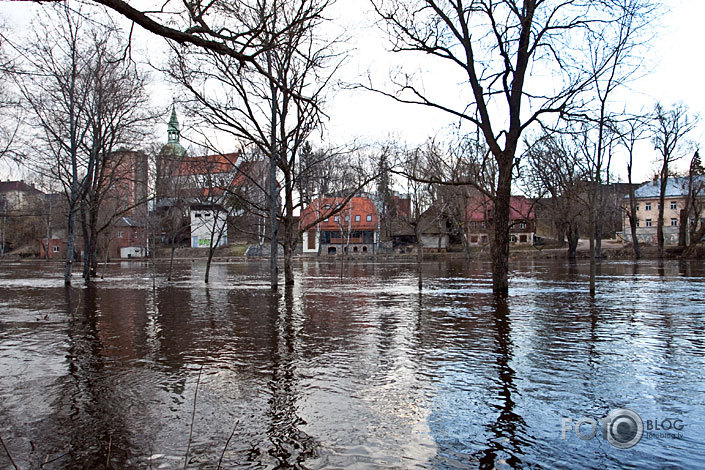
[8,4,152,284]
[368,0,656,293]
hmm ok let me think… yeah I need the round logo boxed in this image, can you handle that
[605,408,643,449]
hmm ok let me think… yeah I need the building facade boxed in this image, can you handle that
[300,196,379,255]
[621,176,705,246]
[466,195,536,245]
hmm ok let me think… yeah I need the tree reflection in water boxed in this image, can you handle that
[477,295,527,469]
[265,288,318,468]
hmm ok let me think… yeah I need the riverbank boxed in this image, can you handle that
[4,240,703,264]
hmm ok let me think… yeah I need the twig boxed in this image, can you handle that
[0,432,19,470]
[216,421,239,470]
[183,365,204,470]
[106,434,112,469]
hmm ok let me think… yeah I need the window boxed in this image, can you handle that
[520,235,528,243]
[671,218,678,226]
[645,203,651,211]
[366,215,372,222]
[636,204,639,211]
[636,220,640,227]
[194,212,202,218]
[204,212,211,218]
[520,222,527,229]
[510,235,517,243]
[670,201,677,210]
[118,231,124,238]
[355,215,360,222]
[481,222,487,229]
[345,215,350,222]
[52,246,59,253]
[325,204,331,209]
[334,216,339,222]
[645,219,652,227]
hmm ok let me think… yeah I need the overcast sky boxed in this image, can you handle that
[1,0,703,184]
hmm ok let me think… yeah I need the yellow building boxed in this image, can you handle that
[621,176,705,246]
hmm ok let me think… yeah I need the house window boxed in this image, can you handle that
[636,204,639,211]
[470,236,478,243]
[355,215,360,222]
[645,219,652,227]
[204,212,211,217]
[520,234,528,243]
[520,222,526,229]
[334,215,339,222]
[366,215,372,222]
[52,246,59,253]
[481,235,488,243]
[481,222,487,229]
[645,203,651,211]
[671,218,678,226]
[345,215,350,222]
[194,212,202,218]
[118,231,124,238]
[636,220,640,227]
[510,235,517,243]
[670,201,677,210]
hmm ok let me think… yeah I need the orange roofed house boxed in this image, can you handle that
[466,195,536,245]
[299,196,380,255]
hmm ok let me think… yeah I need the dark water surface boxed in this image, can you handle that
[0,259,704,469]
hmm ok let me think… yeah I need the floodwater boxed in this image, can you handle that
[0,258,704,469]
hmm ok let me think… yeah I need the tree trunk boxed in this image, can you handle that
[657,170,668,258]
[628,202,640,260]
[491,156,512,295]
[589,206,596,296]
[678,208,688,247]
[416,224,423,291]
[64,204,76,287]
[168,244,176,281]
[567,225,579,259]
[205,245,214,283]
[283,236,295,287]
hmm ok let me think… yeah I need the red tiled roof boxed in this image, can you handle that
[300,196,379,231]
[177,153,239,177]
[467,195,534,222]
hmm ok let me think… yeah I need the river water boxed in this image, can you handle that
[0,259,703,469]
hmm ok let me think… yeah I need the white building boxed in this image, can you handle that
[190,204,228,248]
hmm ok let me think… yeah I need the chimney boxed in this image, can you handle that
[652,174,658,186]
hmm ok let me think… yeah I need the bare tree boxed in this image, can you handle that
[651,103,698,258]
[8,4,153,283]
[9,4,98,286]
[368,0,655,293]
[163,0,369,288]
[617,113,650,259]
[682,151,705,255]
[522,132,586,259]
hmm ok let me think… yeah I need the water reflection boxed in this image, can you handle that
[0,259,704,469]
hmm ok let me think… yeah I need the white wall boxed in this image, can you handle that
[190,208,228,248]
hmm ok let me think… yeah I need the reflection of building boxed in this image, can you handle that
[466,195,535,245]
[621,176,705,246]
[300,196,379,255]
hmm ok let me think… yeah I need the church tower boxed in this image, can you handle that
[156,106,187,203]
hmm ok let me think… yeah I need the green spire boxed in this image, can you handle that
[167,106,180,144]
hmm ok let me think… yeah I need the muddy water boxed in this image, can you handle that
[0,259,703,469]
